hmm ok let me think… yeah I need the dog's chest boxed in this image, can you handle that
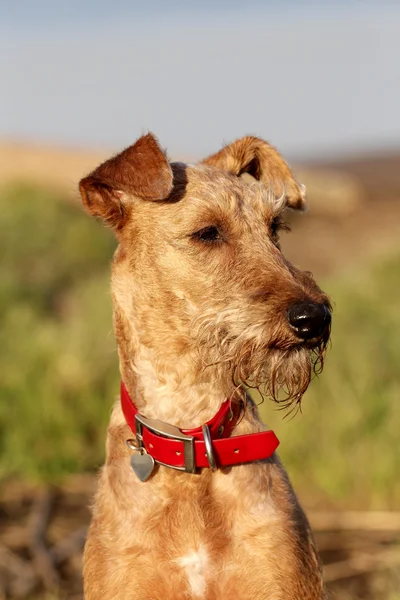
[119,473,284,591]
[91,460,322,599]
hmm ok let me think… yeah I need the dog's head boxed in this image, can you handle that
[79,133,330,409]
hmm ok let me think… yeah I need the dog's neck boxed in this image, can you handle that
[112,277,243,429]
[120,343,236,429]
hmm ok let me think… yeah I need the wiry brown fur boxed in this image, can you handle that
[79,133,331,599]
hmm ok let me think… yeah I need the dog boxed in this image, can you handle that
[79,133,331,599]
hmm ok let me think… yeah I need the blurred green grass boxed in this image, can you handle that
[0,184,118,481]
[1,184,399,510]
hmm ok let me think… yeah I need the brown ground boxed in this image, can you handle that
[0,142,108,198]
[1,478,399,600]
[286,151,400,276]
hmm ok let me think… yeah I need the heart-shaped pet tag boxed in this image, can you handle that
[130,451,155,482]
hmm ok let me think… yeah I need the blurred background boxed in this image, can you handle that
[1,1,400,598]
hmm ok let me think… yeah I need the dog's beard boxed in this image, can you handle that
[192,307,329,413]
[233,343,327,414]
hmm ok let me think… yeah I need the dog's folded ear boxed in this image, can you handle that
[201,136,307,211]
[79,133,173,228]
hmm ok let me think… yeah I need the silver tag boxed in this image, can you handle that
[130,451,155,482]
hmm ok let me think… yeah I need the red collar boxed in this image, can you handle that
[121,381,279,478]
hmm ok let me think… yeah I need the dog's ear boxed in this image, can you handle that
[201,136,307,211]
[79,133,173,228]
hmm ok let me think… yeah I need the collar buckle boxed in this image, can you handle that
[202,424,217,471]
[135,413,196,474]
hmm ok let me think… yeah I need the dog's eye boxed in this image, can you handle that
[193,226,222,243]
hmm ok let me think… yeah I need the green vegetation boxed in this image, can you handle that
[1,184,399,510]
[0,184,118,481]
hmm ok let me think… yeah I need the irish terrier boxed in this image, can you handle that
[79,133,331,599]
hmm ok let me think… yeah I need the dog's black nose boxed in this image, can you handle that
[287,302,331,340]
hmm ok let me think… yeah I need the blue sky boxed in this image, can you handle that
[2,0,400,159]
